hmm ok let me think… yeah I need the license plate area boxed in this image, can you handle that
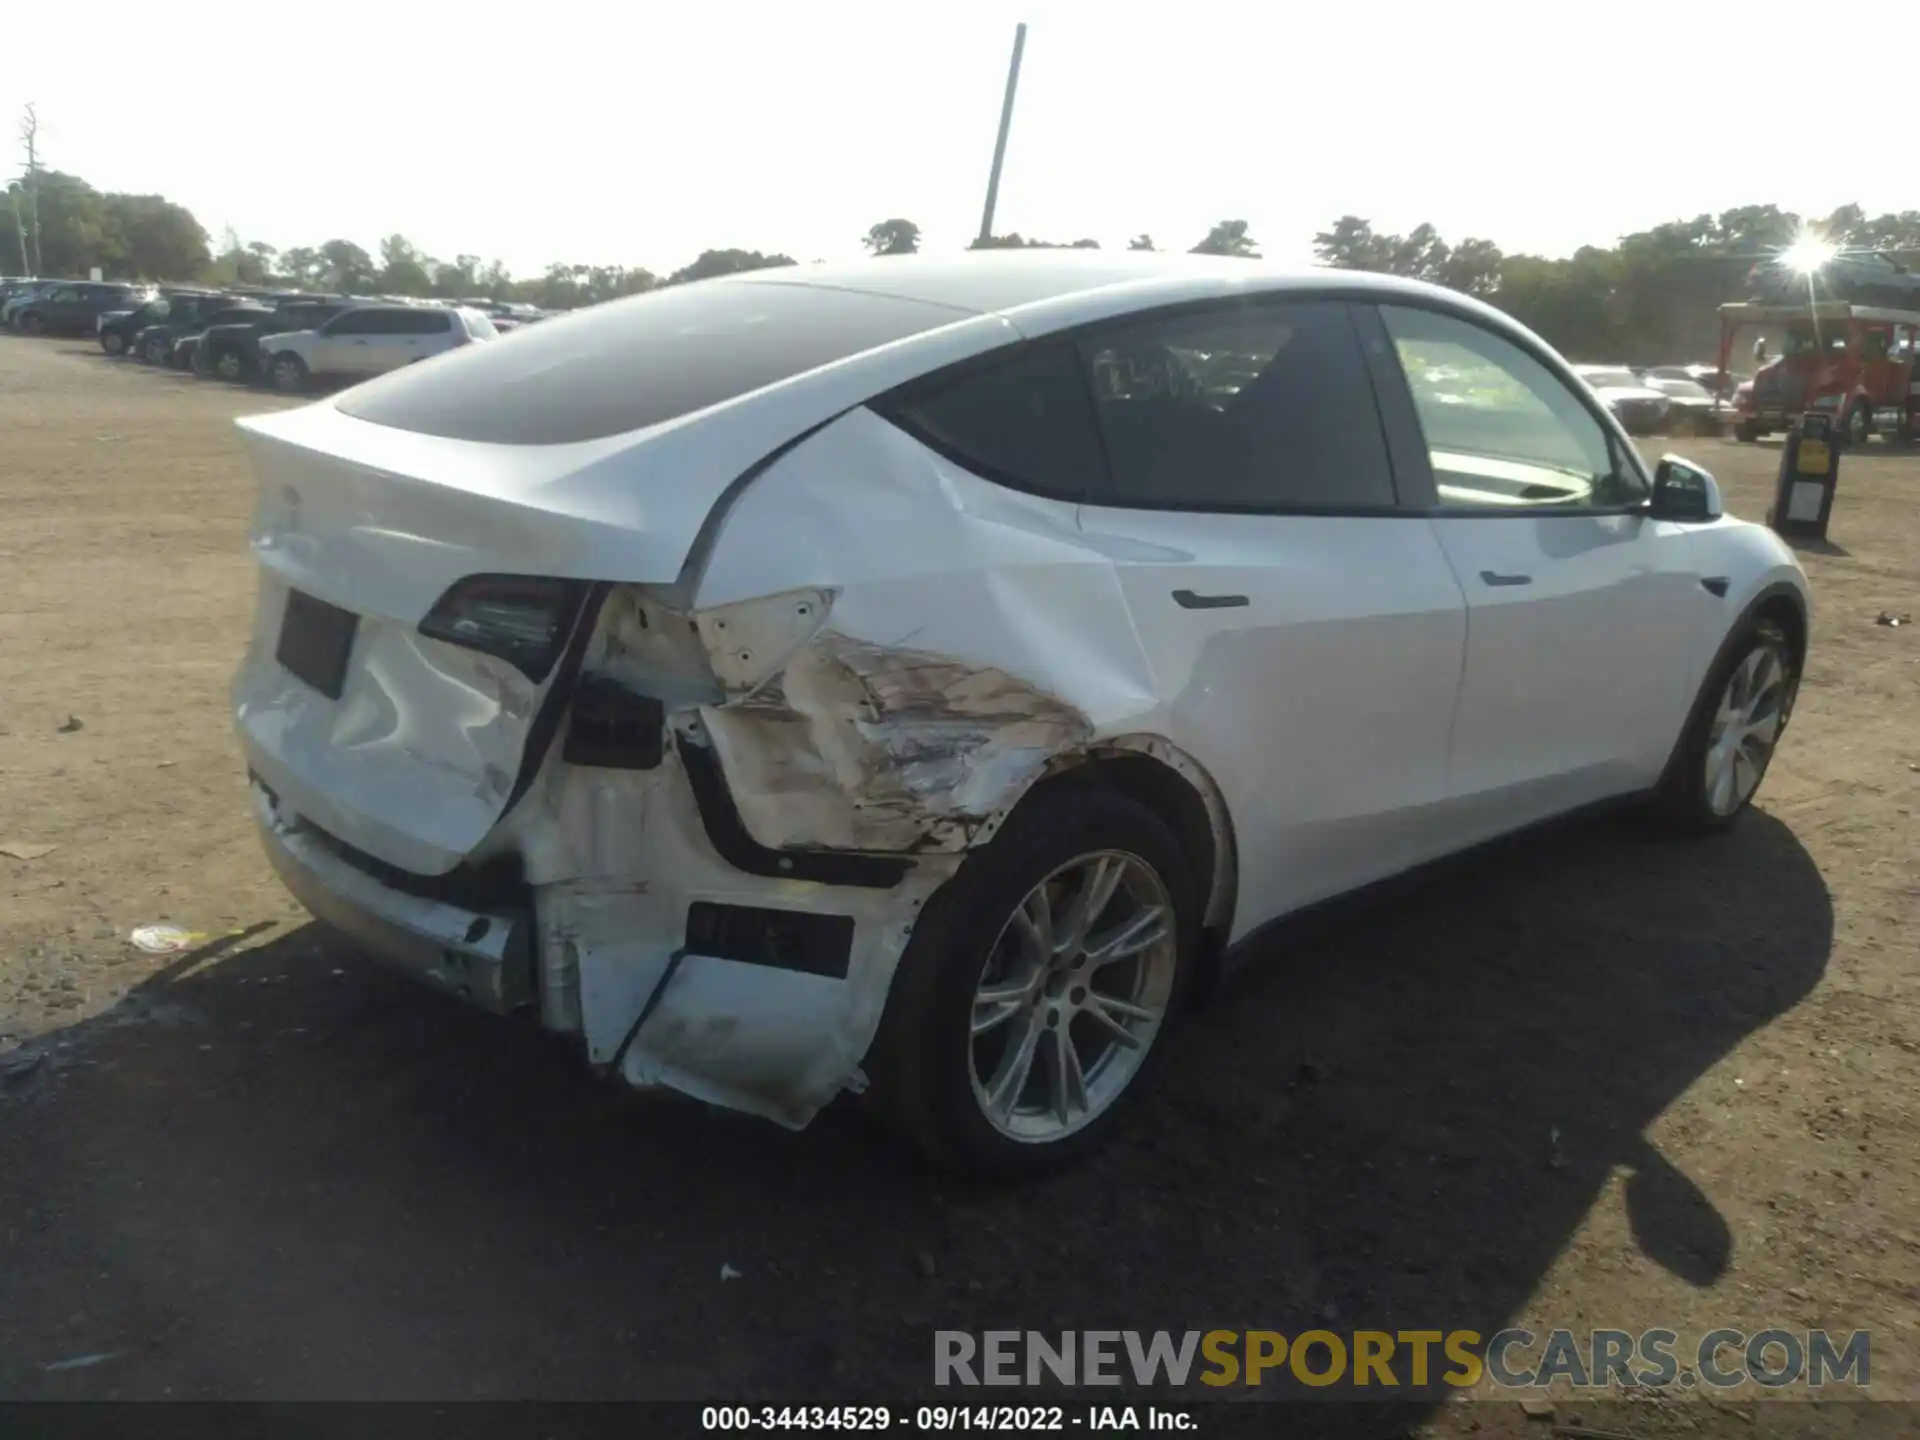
[276,589,359,700]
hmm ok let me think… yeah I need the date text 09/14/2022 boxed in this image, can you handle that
[700,1406,1195,1432]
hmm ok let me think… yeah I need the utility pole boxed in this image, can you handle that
[19,103,42,276]
[976,23,1027,247]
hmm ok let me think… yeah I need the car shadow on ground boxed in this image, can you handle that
[60,346,206,381]
[0,809,1831,1424]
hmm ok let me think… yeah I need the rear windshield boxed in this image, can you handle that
[335,279,970,444]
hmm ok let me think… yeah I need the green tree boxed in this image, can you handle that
[6,182,31,274]
[967,233,1099,251]
[666,248,796,284]
[1190,219,1258,257]
[207,227,269,286]
[1434,237,1504,298]
[862,218,921,256]
[378,233,433,295]
[104,193,210,279]
[29,172,118,277]
[316,239,377,292]
[278,246,324,288]
[1313,215,1392,271]
[432,253,481,297]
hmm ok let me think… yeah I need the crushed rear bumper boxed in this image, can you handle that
[251,782,536,1014]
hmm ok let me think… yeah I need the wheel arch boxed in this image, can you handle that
[1752,584,1808,678]
[988,736,1240,1002]
[1657,577,1808,793]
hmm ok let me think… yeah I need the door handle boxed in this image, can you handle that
[1172,589,1249,610]
[1479,570,1533,587]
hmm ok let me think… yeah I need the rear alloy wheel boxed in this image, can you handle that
[269,353,309,393]
[213,348,245,382]
[968,853,1177,1144]
[145,335,171,365]
[101,331,126,356]
[1653,617,1796,834]
[20,312,46,337]
[864,786,1196,1176]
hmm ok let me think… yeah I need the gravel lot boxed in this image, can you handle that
[1,335,1916,1435]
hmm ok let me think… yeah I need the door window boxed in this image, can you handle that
[1079,301,1397,511]
[1379,305,1647,510]
[323,310,380,336]
[397,310,454,335]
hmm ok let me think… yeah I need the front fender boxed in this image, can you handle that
[1675,517,1810,724]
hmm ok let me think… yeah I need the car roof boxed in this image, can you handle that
[328,253,1585,448]
[735,251,1293,316]
[685,251,1561,350]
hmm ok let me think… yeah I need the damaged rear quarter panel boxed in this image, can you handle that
[687,406,1167,854]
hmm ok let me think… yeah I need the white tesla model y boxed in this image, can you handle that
[232,253,1810,1173]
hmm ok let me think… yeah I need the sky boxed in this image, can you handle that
[2,1,1900,281]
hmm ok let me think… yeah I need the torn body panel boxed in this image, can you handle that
[480,730,959,1126]
[700,632,1092,853]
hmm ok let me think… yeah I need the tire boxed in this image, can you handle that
[268,352,309,393]
[1650,616,1797,836]
[1734,421,1760,442]
[144,335,171,365]
[19,312,46,337]
[210,346,246,382]
[863,785,1198,1177]
[101,331,125,356]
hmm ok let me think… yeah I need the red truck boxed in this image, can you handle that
[1718,300,1920,445]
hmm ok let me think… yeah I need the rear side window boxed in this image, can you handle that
[336,280,970,445]
[1080,301,1397,511]
[398,310,453,335]
[880,342,1104,502]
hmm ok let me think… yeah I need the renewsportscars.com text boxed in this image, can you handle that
[934,1328,1870,1390]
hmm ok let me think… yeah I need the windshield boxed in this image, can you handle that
[1578,368,1641,389]
[1780,323,1848,358]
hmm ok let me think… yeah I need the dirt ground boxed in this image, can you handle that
[1,335,1916,1436]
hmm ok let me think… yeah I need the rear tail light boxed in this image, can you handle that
[418,574,589,682]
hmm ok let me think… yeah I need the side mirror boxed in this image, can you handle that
[1753,337,1769,363]
[1649,455,1723,522]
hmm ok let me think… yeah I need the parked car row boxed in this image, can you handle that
[1571,362,1742,436]
[2,277,554,391]
[2,279,156,336]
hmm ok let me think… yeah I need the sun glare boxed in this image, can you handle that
[1780,233,1840,275]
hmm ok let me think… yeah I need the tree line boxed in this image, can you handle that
[9,158,1917,363]
[1311,205,1920,364]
